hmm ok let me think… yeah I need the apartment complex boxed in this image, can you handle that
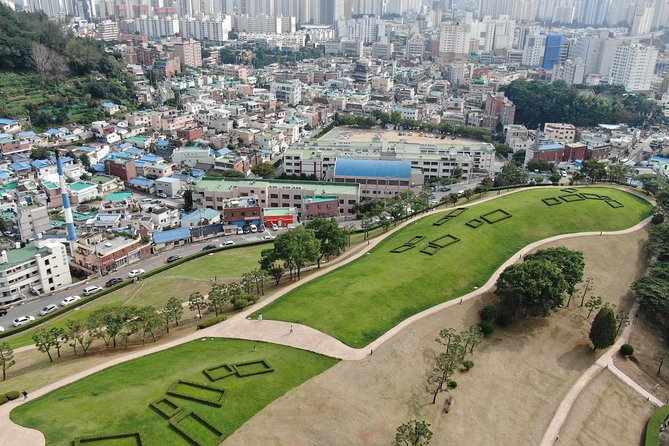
[0,239,72,304]
[609,44,658,92]
[543,123,576,144]
[174,38,202,68]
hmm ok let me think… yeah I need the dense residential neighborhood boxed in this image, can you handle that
[0,0,669,445]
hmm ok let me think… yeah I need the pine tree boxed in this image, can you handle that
[589,307,617,350]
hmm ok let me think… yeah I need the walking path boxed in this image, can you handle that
[539,300,663,446]
[0,185,655,445]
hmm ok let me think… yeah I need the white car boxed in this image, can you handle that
[0,326,4,332]
[12,315,35,327]
[83,286,103,296]
[223,240,235,246]
[262,235,274,240]
[38,304,59,316]
[128,269,145,278]
[61,295,82,306]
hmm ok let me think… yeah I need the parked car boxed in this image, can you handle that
[223,240,235,246]
[61,295,82,306]
[83,285,103,296]
[105,277,123,287]
[257,224,265,232]
[39,304,59,316]
[157,192,168,198]
[0,308,7,317]
[12,315,35,327]
[242,226,251,234]
[0,326,4,332]
[236,227,243,235]
[128,269,145,278]
[202,244,217,251]
[250,224,258,233]
[262,235,274,240]
[271,224,278,231]
[166,255,182,263]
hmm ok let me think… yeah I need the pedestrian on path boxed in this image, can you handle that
[290,325,293,333]
[21,390,28,400]
[258,313,263,321]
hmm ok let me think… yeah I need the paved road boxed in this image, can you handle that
[0,228,285,331]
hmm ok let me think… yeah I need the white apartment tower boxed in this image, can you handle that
[439,22,470,57]
[609,44,658,92]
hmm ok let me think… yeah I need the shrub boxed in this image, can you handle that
[197,315,227,330]
[0,396,8,406]
[620,344,634,357]
[4,391,20,401]
[479,305,497,322]
[652,213,665,225]
[462,360,475,371]
[495,312,513,327]
[479,321,495,336]
[447,380,457,389]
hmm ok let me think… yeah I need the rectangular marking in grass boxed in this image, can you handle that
[405,235,426,246]
[542,197,562,206]
[465,218,485,228]
[605,200,624,209]
[390,244,416,253]
[428,234,460,248]
[479,209,512,224]
[73,432,143,446]
[232,359,275,377]
[432,216,453,226]
[580,192,605,200]
[561,188,579,193]
[166,380,226,407]
[168,411,224,446]
[559,194,586,202]
[149,398,181,419]
[444,207,467,217]
[202,363,237,382]
[420,245,440,255]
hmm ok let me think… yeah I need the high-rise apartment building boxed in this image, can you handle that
[174,38,202,68]
[609,44,658,92]
[522,33,546,67]
[439,21,470,58]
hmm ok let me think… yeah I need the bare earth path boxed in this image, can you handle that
[0,186,655,445]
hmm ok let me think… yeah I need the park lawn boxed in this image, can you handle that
[11,339,338,446]
[259,187,653,348]
[5,246,265,349]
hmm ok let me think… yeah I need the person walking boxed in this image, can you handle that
[290,325,293,333]
[21,390,28,399]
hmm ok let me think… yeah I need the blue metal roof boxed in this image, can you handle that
[182,208,220,221]
[153,227,191,244]
[129,176,155,187]
[0,118,17,125]
[10,161,30,171]
[334,158,412,179]
[139,154,163,163]
[31,159,53,169]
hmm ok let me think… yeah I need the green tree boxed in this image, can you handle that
[462,189,474,202]
[524,247,584,305]
[634,262,669,325]
[259,248,285,285]
[494,163,528,187]
[30,147,49,160]
[79,154,91,167]
[0,342,15,380]
[606,164,631,182]
[89,306,135,349]
[188,292,206,319]
[49,327,67,359]
[526,158,553,172]
[183,189,194,212]
[162,297,184,332]
[395,420,433,446]
[251,162,277,178]
[65,319,93,356]
[273,226,320,279]
[305,217,348,267]
[580,160,607,182]
[495,259,567,316]
[135,306,162,345]
[589,306,617,350]
[33,327,55,362]
[584,295,603,318]
[448,193,459,207]
[636,174,667,195]
[207,284,228,316]
[220,169,245,178]
[427,334,463,404]
[649,223,669,260]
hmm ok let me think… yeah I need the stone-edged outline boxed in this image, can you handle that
[168,410,224,446]
[232,359,274,378]
[433,208,467,226]
[428,234,460,248]
[166,380,226,407]
[202,363,237,382]
[580,192,607,200]
[149,398,182,419]
[561,188,579,193]
[479,209,513,224]
[465,218,485,228]
[605,200,624,209]
[419,245,441,256]
[72,432,143,445]
[390,236,425,253]
[559,194,586,203]
[542,197,562,206]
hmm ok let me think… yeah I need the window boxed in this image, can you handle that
[293,195,301,199]
[270,194,278,199]
[44,259,50,266]
[48,277,53,284]
[282,194,289,199]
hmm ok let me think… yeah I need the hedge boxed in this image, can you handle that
[0,396,8,406]
[202,363,236,382]
[232,359,275,377]
[645,406,669,446]
[197,315,227,330]
[0,238,273,340]
[73,432,143,446]
[166,380,226,407]
[168,410,224,446]
[4,390,20,400]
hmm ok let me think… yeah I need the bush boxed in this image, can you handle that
[479,305,497,322]
[197,315,227,330]
[0,396,8,406]
[232,298,250,310]
[620,344,634,357]
[652,213,665,225]
[495,312,513,327]
[462,360,475,371]
[480,321,495,336]
[4,391,20,400]
[447,380,457,389]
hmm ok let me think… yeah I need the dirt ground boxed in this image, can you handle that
[321,127,480,145]
[557,370,654,446]
[224,229,650,446]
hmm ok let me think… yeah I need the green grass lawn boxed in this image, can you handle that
[11,339,338,446]
[5,246,265,349]
[259,187,653,348]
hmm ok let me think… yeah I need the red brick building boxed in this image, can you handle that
[222,205,262,226]
[176,127,203,142]
[304,196,339,218]
[105,158,137,182]
[586,144,611,160]
[563,143,587,162]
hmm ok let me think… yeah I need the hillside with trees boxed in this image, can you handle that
[502,80,667,129]
[0,4,136,128]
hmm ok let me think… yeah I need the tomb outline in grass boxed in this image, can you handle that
[202,363,237,382]
[390,235,425,253]
[433,208,467,226]
[168,410,224,446]
[166,380,226,407]
[72,432,143,446]
[605,200,624,209]
[232,359,275,377]
[561,188,579,193]
[465,218,485,228]
[542,197,562,206]
[420,245,441,256]
[428,234,460,248]
[479,209,513,224]
[581,192,607,200]
[149,398,182,419]
[559,194,586,202]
